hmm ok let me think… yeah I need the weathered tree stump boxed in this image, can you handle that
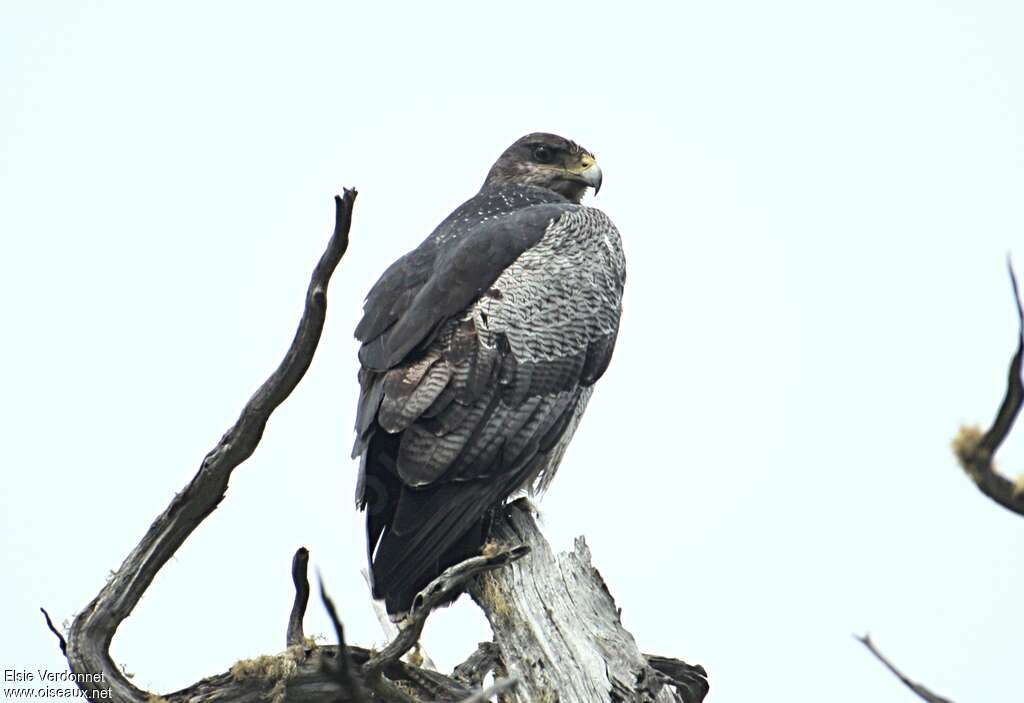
[471,500,707,703]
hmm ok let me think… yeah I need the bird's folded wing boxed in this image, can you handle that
[356,203,577,371]
[376,206,624,489]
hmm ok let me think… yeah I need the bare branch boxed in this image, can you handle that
[452,642,499,688]
[362,569,439,672]
[287,548,310,648]
[40,608,67,657]
[856,634,954,703]
[646,654,710,703]
[59,190,357,702]
[362,545,530,685]
[953,257,1024,517]
[318,576,369,703]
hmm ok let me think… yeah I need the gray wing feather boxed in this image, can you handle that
[357,204,573,370]
[380,206,625,490]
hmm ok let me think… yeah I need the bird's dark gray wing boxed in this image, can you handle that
[354,185,567,349]
[356,203,574,371]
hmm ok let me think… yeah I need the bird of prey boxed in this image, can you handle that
[353,133,625,615]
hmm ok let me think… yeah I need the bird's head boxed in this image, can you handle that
[483,132,603,203]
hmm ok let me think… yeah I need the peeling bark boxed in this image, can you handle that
[471,500,708,703]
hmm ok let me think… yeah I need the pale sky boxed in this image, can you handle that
[3,2,1024,701]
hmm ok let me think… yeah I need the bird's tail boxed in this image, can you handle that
[371,503,491,615]
[361,435,528,615]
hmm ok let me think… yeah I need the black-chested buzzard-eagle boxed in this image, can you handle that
[353,133,625,615]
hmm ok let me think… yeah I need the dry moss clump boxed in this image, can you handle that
[952,423,1024,498]
[478,572,513,623]
[229,644,308,703]
[952,424,985,476]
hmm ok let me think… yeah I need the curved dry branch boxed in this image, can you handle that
[287,548,311,648]
[452,642,499,688]
[362,545,530,685]
[318,577,369,703]
[40,608,68,657]
[952,258,1024,517]
[864,260,1024,701]
[646,655,710,703]
[856,635,954,703]
[51,190,357,703]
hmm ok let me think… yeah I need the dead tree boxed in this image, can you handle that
[42,190,708,703]
[857,260,1024,702]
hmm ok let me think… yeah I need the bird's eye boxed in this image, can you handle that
[533,145,554,164]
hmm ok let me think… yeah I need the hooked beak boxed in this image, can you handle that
[576,154,603,195]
